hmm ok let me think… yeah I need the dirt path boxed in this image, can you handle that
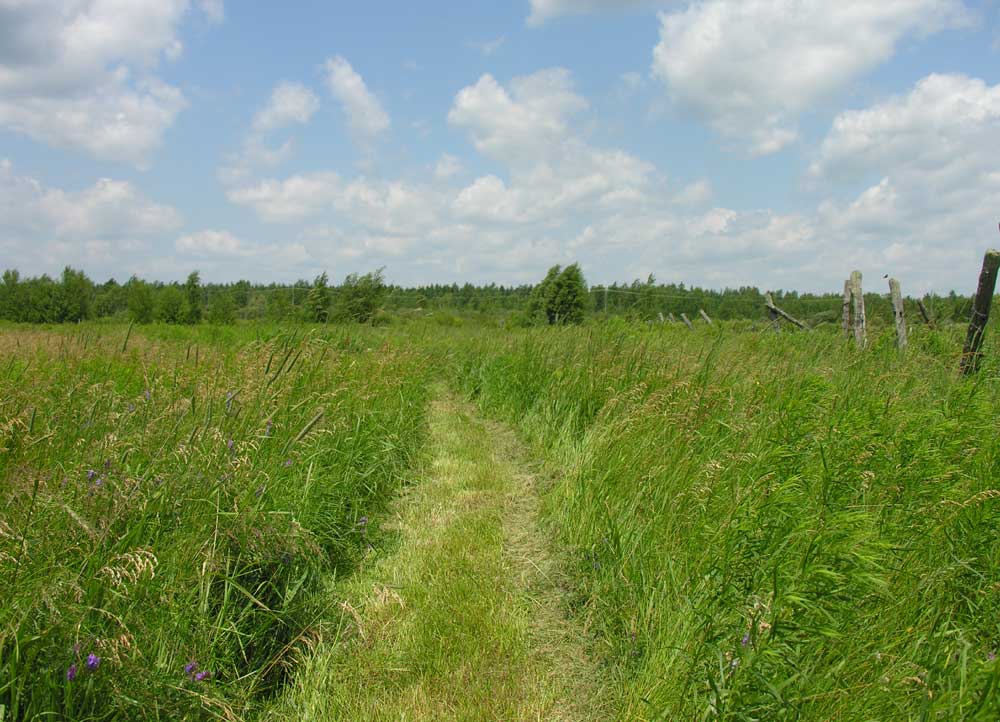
[271,390,608,721]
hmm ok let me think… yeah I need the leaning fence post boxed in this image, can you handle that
[667,312,676,324]
[764,295,809,330]
[699,309,713,325]
[764,292,781,333]
[849,271,866,348]
[680,313,693,329]
[842,280,851,338]
[889,278,907,351]
[960,248,1000,375]
[916,299,934,327]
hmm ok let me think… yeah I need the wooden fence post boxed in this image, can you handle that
[960,249,1000,375]
[680,313,693,329]
[889,278,907,351]
[916,299,934,327]
[841,280,851,338]
[764,292,781,332]
[699,309,713,325]
[764,295,809,330]
[667,312,676,324]
[657,312,665,324]
[849,271,866,348]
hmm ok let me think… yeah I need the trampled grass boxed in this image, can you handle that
[0,324,430,720]
[454,321,1000,720]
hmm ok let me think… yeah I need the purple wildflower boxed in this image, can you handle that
[227,439,234,451]
[104,459,111,471]
[989,651,997,662]
[283,459,293,467]
[194,671,210,682]
[741,632,751,647]
[87,469,96,481]
[86,653,100,671]
[184,661,198,677]
[66,664,77,681]
[144,389,151,401]
[128,403,135,413]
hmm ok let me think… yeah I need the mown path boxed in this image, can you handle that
[271,390,607,721]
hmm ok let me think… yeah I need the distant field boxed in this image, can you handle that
[2,319,999,720]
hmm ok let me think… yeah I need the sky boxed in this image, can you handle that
[1,0,999,293]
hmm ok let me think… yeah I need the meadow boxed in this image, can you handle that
[0,324,430,719]
[2,317,1000,720]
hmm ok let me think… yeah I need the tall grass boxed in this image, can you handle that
[455,320,1000,720]
[0,324,430,720]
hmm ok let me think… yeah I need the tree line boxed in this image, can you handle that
[0,264,978,327]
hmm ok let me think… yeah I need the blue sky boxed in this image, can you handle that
[1,0,999,293]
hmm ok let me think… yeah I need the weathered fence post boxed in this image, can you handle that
[849,271,866,348]
[764,292,781,333]
[657,312,665,324]
[680,312,693,329]
[888,278,907,351]
[960,249,1000,375]
[916,299,934,327]
[764,294,809,330]
[667,312,676,324]
[841,280,851,338]
[699,308,713,325]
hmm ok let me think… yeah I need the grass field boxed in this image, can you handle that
[2,319,1000,720]
[0,324,430,720]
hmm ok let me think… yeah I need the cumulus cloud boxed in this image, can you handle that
[252,82,320,133]
[448,68,589,165]
[0,0,215,166]
[323,56,390,141]
[808,73,1000,285]
[434,154,463,180]
[0,159,181,274]
[220,81,319,185]
[651,0,971,155]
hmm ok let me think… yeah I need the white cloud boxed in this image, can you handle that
[527,0,654,26]
[323,56,390,141]
[434,154,463,180]
[252,82,320,133]
[0,159,182,274]
[448,69,589,165]
[198,0,225,24]
[807,73,1000,287]
[0,75,187,167]
[467,35,506,55]
[0,0,212,166]
[652,0,971,155]
[176,230,244,256]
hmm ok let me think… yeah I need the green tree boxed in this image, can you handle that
[126,277,155,324]
[335,268,387,324]
[1,269,21,321]
[305,272,330,323]
[527,265,561,324]
[57,266,94,322]
[208,290,236,324]
[156,286,185,324]
[550,263,589,325]
[183,271,202,324]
